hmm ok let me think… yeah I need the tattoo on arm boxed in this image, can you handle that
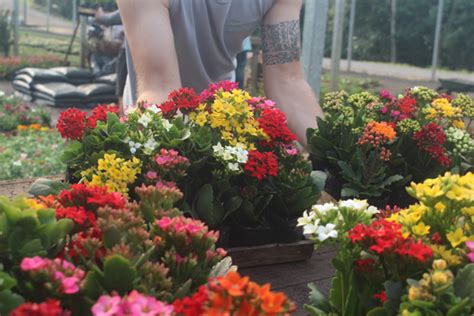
[262,20,300,65]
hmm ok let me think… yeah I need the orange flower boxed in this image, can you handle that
[370,122,396,141]
[17,125,27,131]
[204,292,232,316]
[218,271,249,297]
[29,123,42,130]
[235,301,257,316]
[261,292,287,314]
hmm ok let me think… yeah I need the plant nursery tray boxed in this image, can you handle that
[228,240,314,268]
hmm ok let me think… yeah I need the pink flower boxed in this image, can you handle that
[466,241,474,252]
[125,291,174,316]
[468,253,474,263]
[146,171,158,180]
[175,254,184,264]
[185,222,204,235]
[20,256,47,271]
[92,295,122,316]
[157,217,172,231]
[60,276,81,294]
[285,146,298,156]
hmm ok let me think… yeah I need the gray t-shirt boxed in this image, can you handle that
[125,0,274,103]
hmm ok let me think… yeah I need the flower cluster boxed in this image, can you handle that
[349,219,433,263]
[212,142,249,174]
[446,127,474,157]
[257,107,297,147]
[160,87,200,117]
[92,291,174,316]
[20,256,85,295]
[86,104,120,129]
[206,271,296,315]
[244,150,278,181]
[82,153,142,195]
[298,199,379,245]
[357,121,396,160]
[10,299,70,316]
[199,80,239,103]
[147,148,190,182]
[172,285,208,315]
[57,105,118,140]
[413,122,451,166]
[56,108,87,140]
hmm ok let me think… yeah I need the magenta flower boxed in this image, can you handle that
[157,217,173,231]
[20,256,47,271]
[92,295,122,316]
[60,276,81,294]
[467,241,474,262]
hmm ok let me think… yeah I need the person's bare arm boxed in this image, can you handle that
[117,0,180,104]
[262,0,322,146]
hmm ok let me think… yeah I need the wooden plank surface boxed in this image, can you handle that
[0,175,63,198]
[228,240,314,268]
[240,246,336,315]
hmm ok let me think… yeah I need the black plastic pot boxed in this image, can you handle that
[230,225,274,247]
[216,225,231,248]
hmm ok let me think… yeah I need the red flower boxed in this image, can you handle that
[396,240,433,262]
[10,299,69,316]
[413,123,451,166]
[159,87,200,117]
[398,96,417,115]
[431,232,442,244]
[257,108,297,147]
[56,108,87,140]
[200,81,239,102]
[56,206,92,227]
[374,291,387,304]
[354,258,376,273]
[173,285,208,316]
[244,151,279,181]
[86,104,119,129]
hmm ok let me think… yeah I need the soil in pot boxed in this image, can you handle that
[230,225,274,247]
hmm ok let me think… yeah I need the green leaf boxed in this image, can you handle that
[60,141,84,165]
[367,307,388,316]
[380,175,404,187]
[193,184,224,228]
[83,135,102,153]
[304,304,328,316]
[19,238,43,256]
[454,263,474,304]
[311,171,327,193]
[103,255,137,295]
[341,187,359,198]
[103,226,122,249]
[83,270,104,299]
[174,279,192,299]
[307,282,331,312]
[29,178,69,197]
[0,290,24,315]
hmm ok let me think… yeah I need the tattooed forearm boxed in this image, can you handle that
[262,20,300,65]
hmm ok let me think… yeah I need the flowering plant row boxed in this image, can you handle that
[58,82,323,246]
[0,93,51,132]
[300,172,474,315]
[0,182,295,315]
[308,87,474,206]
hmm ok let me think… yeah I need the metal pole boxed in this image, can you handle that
[13,0,19,56]
[80,14,87,68]
[22,0,27,25]
[330,0,346,91]
[390,0,397,63]
[46,0,51,32]
[72,0,77,32]
[302,0,329,98]
[346,0,356,71]
[431,0,444,81]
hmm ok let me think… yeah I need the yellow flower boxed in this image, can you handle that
[431,245,462,266]
[411,222,430,236]
[452,119,465,129]
[434,202,446,214]
[24,198,44,210]
[195,112,208,126]
[446,228,468,248]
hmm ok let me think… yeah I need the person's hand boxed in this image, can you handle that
[95,7,104,20]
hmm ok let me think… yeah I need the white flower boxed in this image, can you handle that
[20,153,28,160]
[366,206,380,215]
[339,199,368,211]
[128,141,142,154]
[303,220,320,235]
[228,162,240,172]
[148,104,161,114]
[13,160,22,166]
[297,210,316,227]
[213,143,224,154]
[221,151,233,161]
[144,138,158,151]
[0,91,5,97]
[162,119,173,131]
[312,202,337,214]
[316,223,338,241]
[138,113,152,127]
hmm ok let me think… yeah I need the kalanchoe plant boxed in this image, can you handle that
[308,87,474,207]
[303,172,474,316]
[58,82,323,246]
